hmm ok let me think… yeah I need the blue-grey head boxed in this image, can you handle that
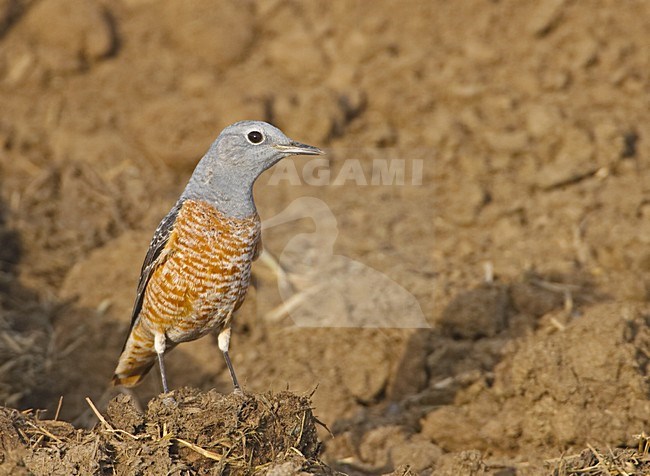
[182,120,324,217]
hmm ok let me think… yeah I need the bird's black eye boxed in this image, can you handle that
[247,131,264,144]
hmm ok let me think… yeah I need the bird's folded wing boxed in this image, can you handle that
[125,200,184,337]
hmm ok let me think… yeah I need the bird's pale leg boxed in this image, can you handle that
[154,332,170,394]
[218,327,241,393]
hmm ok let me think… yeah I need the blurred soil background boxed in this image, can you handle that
[1,0,650,474]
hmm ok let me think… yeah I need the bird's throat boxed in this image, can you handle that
[182,162,258,219]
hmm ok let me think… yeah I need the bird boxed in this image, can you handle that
[112,120,324,394]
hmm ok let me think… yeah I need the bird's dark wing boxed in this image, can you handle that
[126,200,184,333]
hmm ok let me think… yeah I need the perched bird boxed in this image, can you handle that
[112,121,323,393]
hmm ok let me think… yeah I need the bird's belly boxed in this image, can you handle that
[172,259,254,342]
[141,200,260,343]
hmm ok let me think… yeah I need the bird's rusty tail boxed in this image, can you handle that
[112,360,156,387]
[112,323,157,388]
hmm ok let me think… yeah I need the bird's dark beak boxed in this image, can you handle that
[273,141,324,156]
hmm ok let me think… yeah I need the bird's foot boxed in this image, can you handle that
[160,394,177,406]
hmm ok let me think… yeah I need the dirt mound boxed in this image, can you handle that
[0,388,333,475]
[552,442,650,476]
[422,303,650,454]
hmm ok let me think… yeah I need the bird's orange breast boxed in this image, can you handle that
[140,199,261,342]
